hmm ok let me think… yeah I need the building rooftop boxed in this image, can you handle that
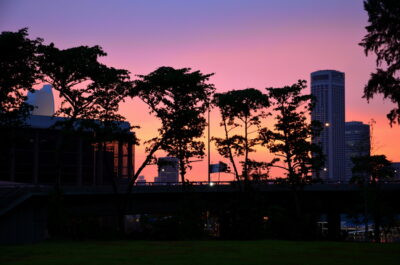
[311,69,344,74]
[345,121,368,125]
[26,115,131,131]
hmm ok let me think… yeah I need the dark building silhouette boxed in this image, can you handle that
[345,121,370,181]
[311,70,345,182]
[0,115,135,186]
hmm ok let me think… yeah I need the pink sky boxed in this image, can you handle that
[1,0,399,181]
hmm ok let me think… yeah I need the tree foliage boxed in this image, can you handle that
[351,154,394,243]
[87,65,135,140]
[213,88,269,182]
[360,0,400,125]
[260,80,324,187]
[130,67,215,187]
[351,154,394,184]
[37,40,135,190]
[38,42,133,134]
[0,28,41,127]
[39,43,105,121]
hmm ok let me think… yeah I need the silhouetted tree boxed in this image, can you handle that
[352,155,393,185]
[79,65,136,152]
[360,0,400,125]
[89,65,136,190]
[0,28,42,183]
[128,67,214,191]
[88,66,137,234]
[260,81,324,238]
[351,154,394,242]
[0,28,41,127]
[39,43,120,125]
[260,81,324,187]
[38,41,134,132]
[38,42,134,186]
[212,89,270,182]
[212,89,269,239]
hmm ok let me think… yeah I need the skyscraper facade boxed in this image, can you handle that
[345,121,370,181]
[311,70,345,182]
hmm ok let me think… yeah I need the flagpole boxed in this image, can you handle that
[208,106,211,184]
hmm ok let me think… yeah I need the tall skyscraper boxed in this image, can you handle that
[311,70,345,182]
[345,121,370,181]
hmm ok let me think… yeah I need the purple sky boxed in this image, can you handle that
[1,0,398,180]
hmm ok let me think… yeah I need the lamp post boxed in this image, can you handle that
[208,106,211,184]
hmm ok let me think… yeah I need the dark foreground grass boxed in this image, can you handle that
[1,240,399,265]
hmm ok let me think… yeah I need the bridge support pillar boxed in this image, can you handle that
[327,210,341,240]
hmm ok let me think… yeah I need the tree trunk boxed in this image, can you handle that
[373,213,381,243]
[363,181,370,242]
[292,188,303,238]
[373,182,381,243]
[222,118,240,181]
[55,133,64,187]
[179,152,187,190]
[126,140,162,194]
[244,115,249,182]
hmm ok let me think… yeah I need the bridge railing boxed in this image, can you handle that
[135,179,400,186]
[135,181,235,186]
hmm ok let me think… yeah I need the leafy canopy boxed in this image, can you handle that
[260,80,324,186]
[213,88,270,181]
[0,28,41,127]
[360,0,400,125]
[38,42,133,136]
[134,66,215,182]
[351,154,394,184]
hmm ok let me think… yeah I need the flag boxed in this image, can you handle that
[209,161,228,173]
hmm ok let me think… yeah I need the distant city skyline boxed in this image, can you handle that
[1,0,399,180]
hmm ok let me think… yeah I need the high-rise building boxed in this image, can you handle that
[345,121,370,181]
[311,70,345,182]
[154,157,179,183]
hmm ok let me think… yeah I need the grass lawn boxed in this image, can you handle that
[1,240,399,265]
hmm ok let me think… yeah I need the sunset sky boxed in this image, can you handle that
[1,0,399,181]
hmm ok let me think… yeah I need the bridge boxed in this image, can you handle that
[2,180,400,215]
[1,181,400,244]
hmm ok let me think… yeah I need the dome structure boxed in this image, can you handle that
[26,84,55,116]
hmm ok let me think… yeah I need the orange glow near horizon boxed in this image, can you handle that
[42,65,400,182]
[7,0,399,181]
